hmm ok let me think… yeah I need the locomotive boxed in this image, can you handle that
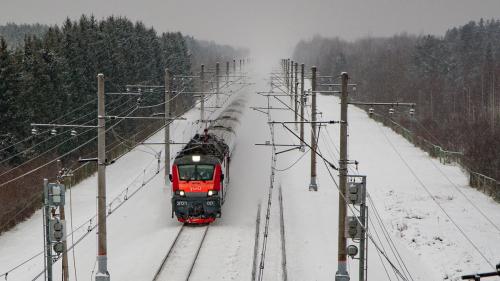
[169,97,245,224]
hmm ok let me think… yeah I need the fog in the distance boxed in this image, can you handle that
[2,0,499,72]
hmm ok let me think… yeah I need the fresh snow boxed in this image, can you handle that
[0,67,499,281]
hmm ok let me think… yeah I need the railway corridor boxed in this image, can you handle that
[1,65,499,281]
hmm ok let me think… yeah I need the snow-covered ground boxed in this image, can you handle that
[1,66,499,281]
[268,75,500,281]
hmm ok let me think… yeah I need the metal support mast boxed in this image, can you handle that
[300,63,305,149]
[336,72,350,281]
[309,66,318,191]
[359,180,367,281]
[43,179,53,281]
[96,73,110,281]
[285,59,290,91]
[216,62,220,107]
[200,65,205,123]
[294,62,298,129]
[165,68,171,183]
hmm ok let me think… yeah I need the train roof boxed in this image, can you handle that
[174,132,229,163]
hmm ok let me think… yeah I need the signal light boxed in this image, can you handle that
[50,218,66,254]
[51,129,57,135]
[347,245,359,258]
[53,242,64,254]
[347,216,362,239]
[70,130,77,136]
[31,128,38,135]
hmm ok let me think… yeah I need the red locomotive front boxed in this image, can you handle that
[170,132,229,224]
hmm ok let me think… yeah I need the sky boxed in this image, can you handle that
[1,0,500,66]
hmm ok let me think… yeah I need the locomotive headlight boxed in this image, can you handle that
[192,155,201,162]
[179,190,185,196]
[207,190,216,196]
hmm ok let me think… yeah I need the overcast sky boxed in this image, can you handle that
[2,0,500,65]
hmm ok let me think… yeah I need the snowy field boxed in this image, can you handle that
[1,66,499,281]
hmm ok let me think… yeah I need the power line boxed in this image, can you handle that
[0,97,134,181]
[0,103,138,189]
[376,122,495,269]
[425,153,500,234]
[0,99,95,154]
[0,95,128,168]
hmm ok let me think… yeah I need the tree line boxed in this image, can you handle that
[293,19,500,181]
[0,15,247,232]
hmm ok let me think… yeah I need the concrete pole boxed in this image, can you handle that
[290,60,293,95]
[286,59,289,91]
[309,66,318,191]
[300,64,305,149]
[226,61,230,82]
[43,178,53,281]
[164,69,171,184]
[294,62,299,130]
[60,204,69,281]
[216,62,220,107]
[56,161,69,281]
[200,65,205,123]
[96,73,110,281]
[233,59,236,73]
[239,59,242,72]
[335,72,349,281]
[359,178,367,281]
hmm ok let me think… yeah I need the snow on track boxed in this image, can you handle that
[1,66,499,281]
[153,225,209,281]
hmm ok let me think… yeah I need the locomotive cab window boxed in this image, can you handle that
[178,164,214,181]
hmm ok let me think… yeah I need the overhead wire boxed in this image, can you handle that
[2,67,248,279]
[375,121,495,269]
[0,99,95,153]
[0,101,138,189]
[275,83,413,280]
[0,95,129,173]
[318,111,413,280]
[279,120,410,280]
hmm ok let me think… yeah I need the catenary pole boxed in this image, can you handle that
[290,60,293,96]
[335,72,349,281]
[300,63,305,150]
[309,66,318,191]
[216,62,220,107]
[57,160,69,281]
[165,68,171,183]
[43,178,52,281]
[96,73,110,281]
[200,65,205,123]
[286,59,290,91]
[294,62,299,130]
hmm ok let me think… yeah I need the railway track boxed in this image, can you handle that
[152,224,209,281]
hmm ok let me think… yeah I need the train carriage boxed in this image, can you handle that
[169,97,245,224]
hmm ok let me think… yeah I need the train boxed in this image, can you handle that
[169,97,246,224]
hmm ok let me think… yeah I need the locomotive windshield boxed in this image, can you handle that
[178,164,215,181]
